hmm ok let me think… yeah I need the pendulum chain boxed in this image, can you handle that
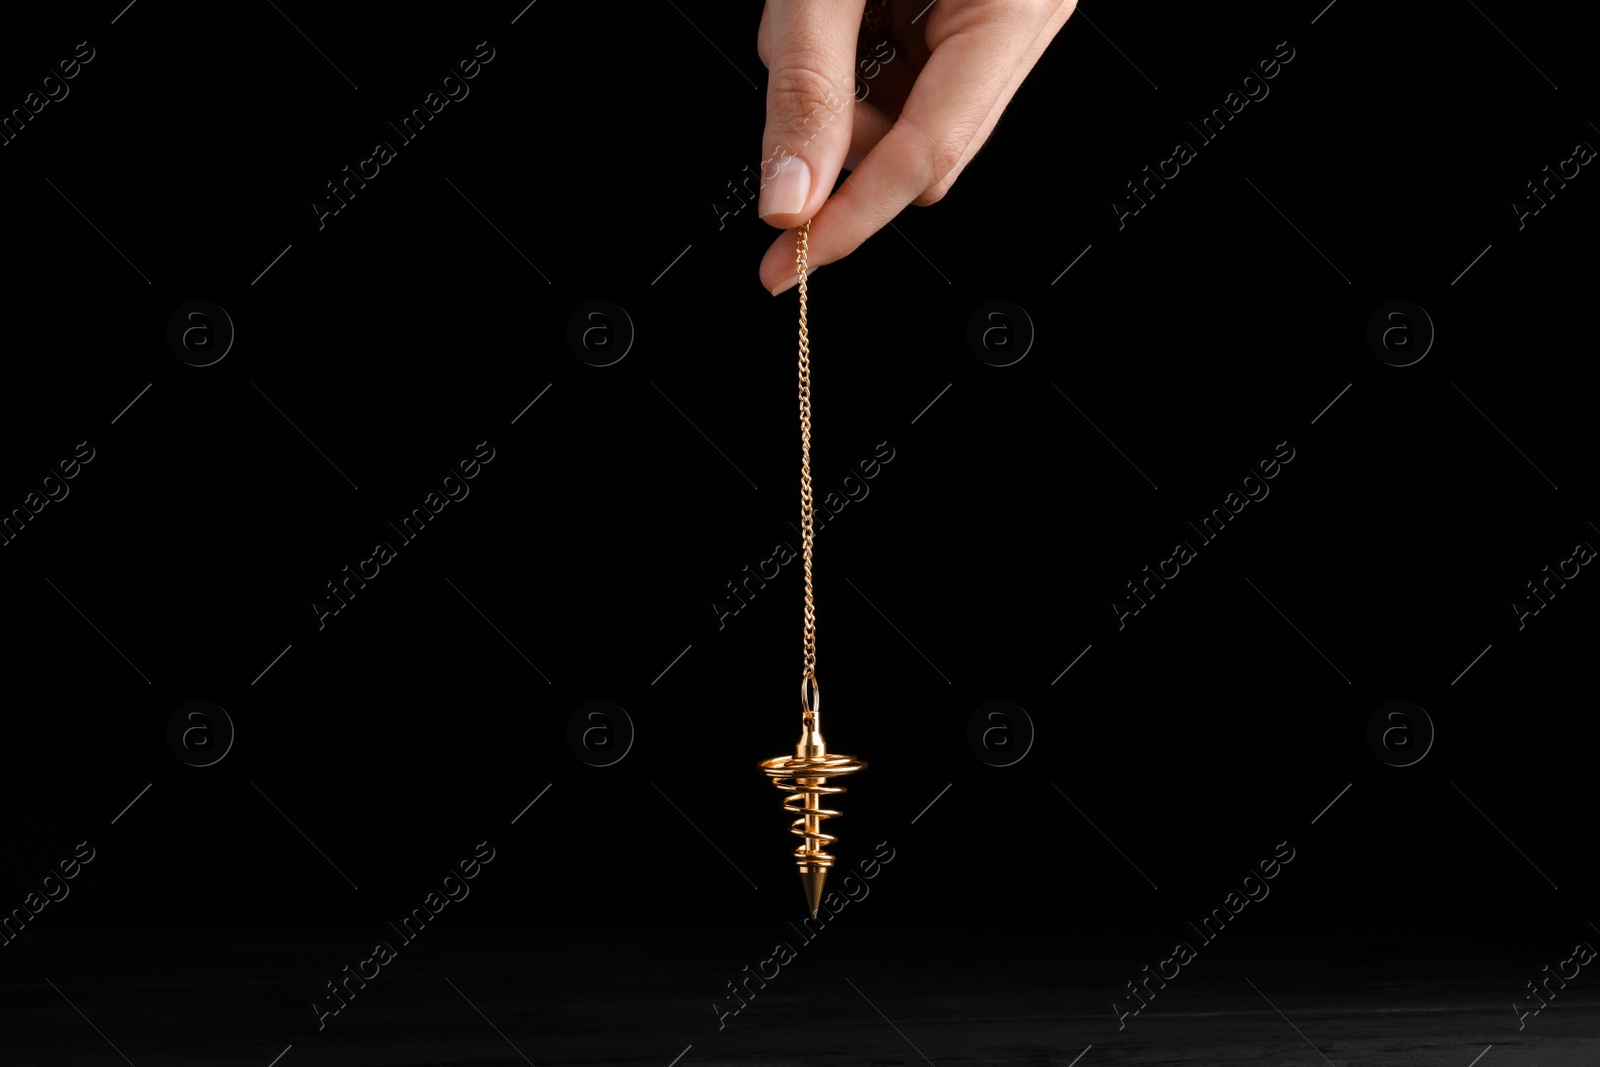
[797,220,817,701]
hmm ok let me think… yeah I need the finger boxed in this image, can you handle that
[760,1,1055,291]
[763,11,913,184]
[760,19,898,190]
[911,0,1073,204]
[757,0,867,227]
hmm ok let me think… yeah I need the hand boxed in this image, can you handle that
[755,0,1076,293]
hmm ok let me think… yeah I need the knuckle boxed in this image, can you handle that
[767,61,847,126]
[900,113,971,192]
[931,137,969,184]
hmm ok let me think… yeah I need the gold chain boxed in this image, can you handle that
[796,220,817,709]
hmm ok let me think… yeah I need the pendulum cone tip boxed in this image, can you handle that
[799,866,827,919]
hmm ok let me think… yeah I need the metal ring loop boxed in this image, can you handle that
[800,674,821,718]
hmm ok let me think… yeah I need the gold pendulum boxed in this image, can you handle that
[759,219,866,920]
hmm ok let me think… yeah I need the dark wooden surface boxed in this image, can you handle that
[6,926,1597,1066]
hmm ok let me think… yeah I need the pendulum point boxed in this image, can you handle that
[799,864,828,919]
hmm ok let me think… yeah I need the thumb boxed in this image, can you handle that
[757,0,865,226]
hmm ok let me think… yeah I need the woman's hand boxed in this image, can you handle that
[755,0,1076,293]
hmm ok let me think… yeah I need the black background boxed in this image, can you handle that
[2,1,1596,1063]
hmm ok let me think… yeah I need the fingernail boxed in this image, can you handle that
[768,272,800,296]
[759,156,810,219]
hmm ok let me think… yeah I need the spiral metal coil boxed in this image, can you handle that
[759,751,866,868]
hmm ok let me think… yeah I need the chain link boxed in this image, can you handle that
[796,221,817,699]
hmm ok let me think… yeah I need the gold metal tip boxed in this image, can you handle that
[799,866,828,919]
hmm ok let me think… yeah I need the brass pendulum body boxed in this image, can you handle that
[759,219,865,919]
[761,679,865,918]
